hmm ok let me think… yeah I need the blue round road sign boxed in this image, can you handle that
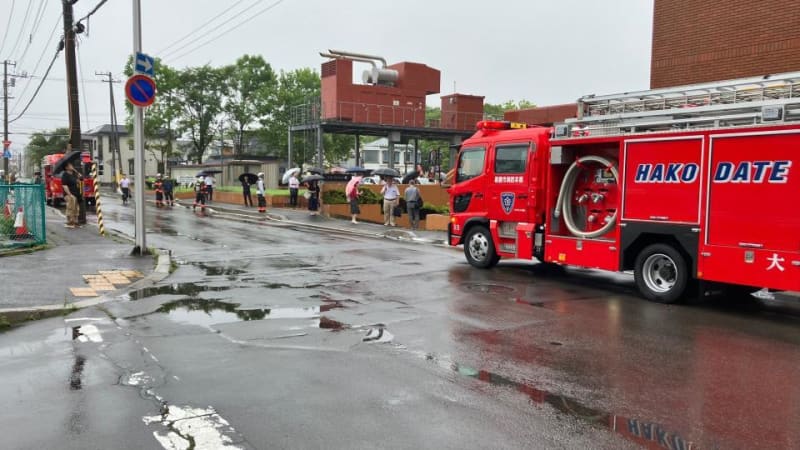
[125,74,156,107]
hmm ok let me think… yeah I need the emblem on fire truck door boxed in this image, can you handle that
[501,192,515,214]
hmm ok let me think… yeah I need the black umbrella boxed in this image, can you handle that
[306,167,324,175]
[302,174,324,183]
[402,170,420,184]
[372,167,400,178]
[345,166,370,174]
[53,151,82,174]
[238,173,258,184]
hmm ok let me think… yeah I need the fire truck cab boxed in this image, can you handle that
[449,72,800,303]
[42,152,97,207]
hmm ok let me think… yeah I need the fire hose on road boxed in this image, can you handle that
[553,155,619,239]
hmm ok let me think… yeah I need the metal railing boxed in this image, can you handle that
[291,97,489,131]
[0,184,47,248]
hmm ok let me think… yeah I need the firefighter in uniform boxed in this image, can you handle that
[256,172,266,213]
[193,176,207,211]
[154,174,164,208]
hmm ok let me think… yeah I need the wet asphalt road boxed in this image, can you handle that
[2,198,800,449]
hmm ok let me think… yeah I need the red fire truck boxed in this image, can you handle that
[42,152,97,207]
[448,72,800,303]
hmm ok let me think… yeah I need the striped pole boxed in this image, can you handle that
[92,163,105,236]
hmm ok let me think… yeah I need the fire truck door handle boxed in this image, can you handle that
[474,193,484,199]
[649,216,670,221]
[517,194,528,200]
[738,242,764,249]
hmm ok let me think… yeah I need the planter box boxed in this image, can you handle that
[425,214,450,231]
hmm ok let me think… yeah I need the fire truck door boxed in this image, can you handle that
[488,143,533,224]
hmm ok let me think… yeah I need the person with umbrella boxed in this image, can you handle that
[61,161,81,228]
[239,173,255,207]
[204,173,215,202]
[303,174,323,216]
[346,176,362,224]
[256,172,267,213]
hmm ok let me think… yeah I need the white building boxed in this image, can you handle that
[348,137,416,172]
[83,124,163,184]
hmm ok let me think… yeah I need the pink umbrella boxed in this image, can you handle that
[346,176,363,198]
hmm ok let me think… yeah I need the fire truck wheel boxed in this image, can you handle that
[464,225,500,269]
[634,244,689,304]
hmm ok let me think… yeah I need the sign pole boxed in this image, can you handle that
[132,0,146,255]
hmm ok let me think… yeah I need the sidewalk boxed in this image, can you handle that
[187,199,449,245]
[0,207,164,314]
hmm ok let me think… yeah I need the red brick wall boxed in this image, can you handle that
[651,0,800,88]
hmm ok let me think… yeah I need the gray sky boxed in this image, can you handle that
[2,0,654,152]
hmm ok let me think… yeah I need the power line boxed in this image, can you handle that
[156,0,252,55]
[7,0,34,60]
[16,0,49,66]
[77,0,109,23]
[166,0,287,62]
[9,47,62,124]
[76,44,91,129]
[0,0,17,58]
[11,13,62,115]
[162,0,275,59]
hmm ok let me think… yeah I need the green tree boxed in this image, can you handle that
[175,65,229,163]
[259,68,321,160]
[24,128,69,169]
[222,55,277,157]
[484,99,536,118]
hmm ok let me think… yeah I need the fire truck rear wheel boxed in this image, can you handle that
[634,244,689,304]
[464,225,500,269]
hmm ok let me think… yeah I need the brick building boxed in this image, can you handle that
[651,0,800,88]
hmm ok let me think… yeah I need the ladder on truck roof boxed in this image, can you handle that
[554,71,800,138]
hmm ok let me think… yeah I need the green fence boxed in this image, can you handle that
[0,184,47,248]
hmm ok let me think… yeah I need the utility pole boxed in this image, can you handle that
[96,71,121,184]
[132,0,147,255]
[62,0,87,224]
[3,60,14,181]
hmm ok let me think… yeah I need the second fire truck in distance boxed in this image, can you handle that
[448,71,800,303]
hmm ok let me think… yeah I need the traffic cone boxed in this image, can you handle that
[14,207,32,238]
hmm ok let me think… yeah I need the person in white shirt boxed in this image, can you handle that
[380,177,400,227]
[256,172,266,213]
[204,175,215,202]
[119,174,130,205]
[288,173,300,208]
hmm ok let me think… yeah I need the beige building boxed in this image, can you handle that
[83,124,161,184]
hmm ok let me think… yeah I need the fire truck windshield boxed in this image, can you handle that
[456,147,486,183]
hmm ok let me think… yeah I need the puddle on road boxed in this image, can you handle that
[153,298,346,330]
[463,283,516,295]
[187,262,246,277]
[127,283,232,300]
[69,354,86,390]
[446,360,695,450]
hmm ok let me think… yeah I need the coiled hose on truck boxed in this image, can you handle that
[553,155,619,239]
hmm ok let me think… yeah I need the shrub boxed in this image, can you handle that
[357,187,382,204]
[322,190,347,204]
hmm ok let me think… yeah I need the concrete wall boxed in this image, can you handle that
[651,0,800,88]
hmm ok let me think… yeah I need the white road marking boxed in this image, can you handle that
[143,405,243,449]
[64,317,105,323]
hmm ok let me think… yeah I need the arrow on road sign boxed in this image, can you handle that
[135,52,155,77]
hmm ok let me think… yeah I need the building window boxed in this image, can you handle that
[363,150,379,164]
[128,159,135,175]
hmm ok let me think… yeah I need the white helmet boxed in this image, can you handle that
[257,172,264,178]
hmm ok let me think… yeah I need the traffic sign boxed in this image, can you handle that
[134,52,155,77]
[125,75,157,107]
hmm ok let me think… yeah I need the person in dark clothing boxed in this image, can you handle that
[193,177,206,211]
[61,163,81,228]
[242,178,253,207]
[163,178,174,206]
[307,180,321,216]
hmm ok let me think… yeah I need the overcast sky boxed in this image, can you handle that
[2,0,654,152]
